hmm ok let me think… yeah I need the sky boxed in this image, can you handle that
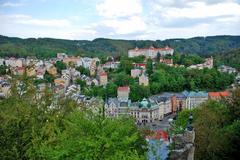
[0,0,240,40]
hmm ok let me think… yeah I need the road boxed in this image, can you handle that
[145,114,176,131]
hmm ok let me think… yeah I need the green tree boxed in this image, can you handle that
[75,78,86,89]
[39,112,147,159]
[106,82,117,97]
[0,77,148,159]
[0,65,8,75]
[76,66,90,76]
[114,72,134,86]
[44,71,54,83]
[146,59,153,75]
[55,60,67,73]
[119,57,133,74]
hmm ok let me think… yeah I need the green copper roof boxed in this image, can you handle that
[139,98,151,108]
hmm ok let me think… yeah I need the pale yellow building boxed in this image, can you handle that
[47,66,57,76]
[26,66,36,77]
[139,74,149,86]
[99,72,108,86]
[63,56,80,66]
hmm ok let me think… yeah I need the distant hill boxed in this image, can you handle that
[0,35,240,58]
[214,48,240,70]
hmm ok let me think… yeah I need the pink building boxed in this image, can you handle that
[117,86,130,102]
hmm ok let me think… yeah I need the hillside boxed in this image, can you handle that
[0,35,240,58]
[214,48,240,70]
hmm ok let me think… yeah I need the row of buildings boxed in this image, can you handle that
[105,86,230,124]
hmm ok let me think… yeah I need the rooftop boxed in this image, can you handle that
[118,86,130,92]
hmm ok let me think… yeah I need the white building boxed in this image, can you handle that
[5,58,24,67]
[131,69,142,78]
[0,59,5,66]
[182,91,208,109]
[188,57,213,69]
[218,65,237,74]
[128,46,174,58]
[105,97,171,123]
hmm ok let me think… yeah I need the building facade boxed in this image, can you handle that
[99,72,108,86]
[128,46,174,58]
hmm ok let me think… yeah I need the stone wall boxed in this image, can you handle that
[169,130,195,160]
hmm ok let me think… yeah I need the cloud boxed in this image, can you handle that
[17,19,71,27]
[0,13,96,39]
[95,0,147,37]
[1,2,25,7]
[98,16,147,35]
[0,14,71,27]
[160,1,240,19]
[96,0,142,18]
[0,0,240,40]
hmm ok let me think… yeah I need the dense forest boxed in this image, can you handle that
[214,48,240,70]
[1,35,240,58]
[172,89,240,160]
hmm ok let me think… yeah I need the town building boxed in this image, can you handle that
[128,46,174,58]
[5,58,24,68]
[159,58,173,66]
[208,91,230,100]
[0,81,11,98]
[57,53,68,60]
[36,67,45,79]
[105,97,171,123]
[188,57,213,69]
[129,98,161,124]
[131,68,142,78]
[89,59,97,76]
[63,56,80,66]
[104,98,130,118]
[47,66,57,76]
[182,91,208,109]
[139,74,149,86]
[0,58,4,66]
[102,61,119,69]
[134,63,146,69]
[13,67,25,76]
[218,65,237,74]
[26,66,36,77]
[99,72,108,86]
[117,86,130,102]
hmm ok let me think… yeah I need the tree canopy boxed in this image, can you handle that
[0,78,147,159]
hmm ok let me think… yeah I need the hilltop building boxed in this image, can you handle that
[128,46,174,58]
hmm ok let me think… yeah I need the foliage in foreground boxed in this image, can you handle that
[172,89,240,160]
[0,79,147,160]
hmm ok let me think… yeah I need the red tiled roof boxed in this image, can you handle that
[134,63,146,67]
[129,46,173,52]
[208,91,230,97]
[100,72,107,76]
[220,91,230,97]
[146,130,168,141]
[17,67,25,71]
[118,86,130,92]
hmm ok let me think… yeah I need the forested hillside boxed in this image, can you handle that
[214,48,240,70]
[0,35,240,58]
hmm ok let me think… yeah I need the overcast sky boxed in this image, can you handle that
[0,0,240,40]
